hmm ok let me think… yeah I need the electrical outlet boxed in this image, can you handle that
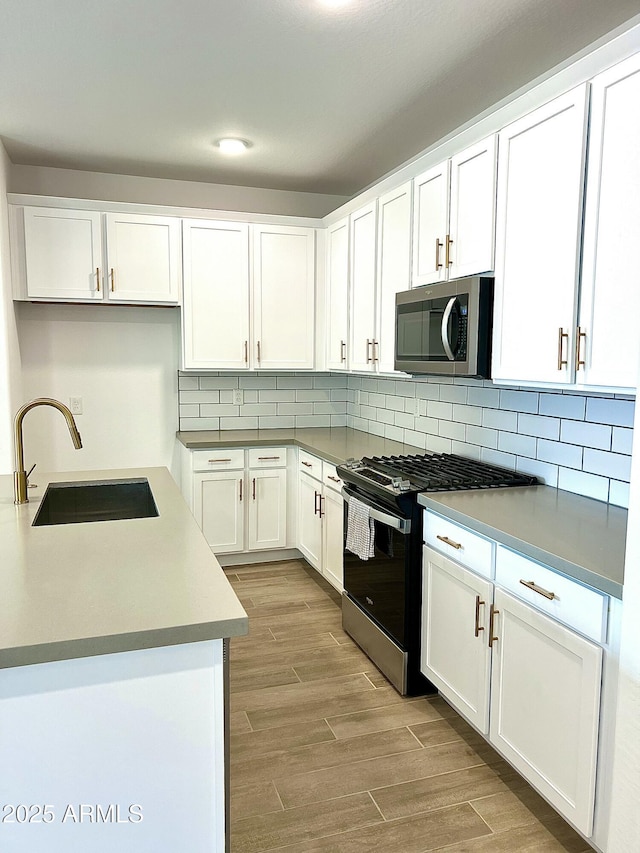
[233,389,243,405]
[69,396,83,415]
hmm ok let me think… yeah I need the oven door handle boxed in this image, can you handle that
[441,296,457,361]
[341,488,411,534]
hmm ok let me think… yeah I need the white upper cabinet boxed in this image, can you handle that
[253,224,316,370]
[325,217,350,371]
[21,207,103,301]
[18,207,180,304]
[182,219,250,370]
[182,221,315,371]
[578,53,640,391]
[376,182,413,374]
[349,201,378,372]
[412,136,497,287]
[492,85,589,385]
[104,213,180,304]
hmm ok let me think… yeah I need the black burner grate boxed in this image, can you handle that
[360,453,538,492]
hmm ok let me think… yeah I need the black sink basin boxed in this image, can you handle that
[32,478,159,526]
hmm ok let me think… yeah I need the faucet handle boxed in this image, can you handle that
[27,463,36,478]
[26,463,37,488]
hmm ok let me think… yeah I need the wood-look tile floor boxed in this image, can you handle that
[226,560,592,853]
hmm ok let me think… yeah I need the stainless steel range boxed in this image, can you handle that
[337,452,538,695]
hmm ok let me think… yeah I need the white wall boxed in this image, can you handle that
[8,165,348,219]
[16,303,180,476]
[608,355,640,850]
[0,141,22,474]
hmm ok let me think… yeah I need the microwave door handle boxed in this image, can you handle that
[341,488,411,534]
[441,296,457,361]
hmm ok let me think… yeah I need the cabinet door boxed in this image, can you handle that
[448,135,497,280]
[326,217,350,370]
[298,472,322,570]
[489,588,602,836]
[193,472,244,554]
[248,468,287,550]
[253,225,315,370]
[412,161,449,287]
[105,213,180,304]
[322,486,344,592]
[349,201,378,372]
[22,207,103,301]
[376,182,412,374]
[182,219,250,370]
[579,53,640,390]
[492,86,589,384]
[421,547,492,734]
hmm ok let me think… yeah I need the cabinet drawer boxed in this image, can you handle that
[247,447,287,468]
[423,510,493,578]
[322,462,343,492]
[495,546,608,643]
[298,450,322,480]
[192,449,245,472]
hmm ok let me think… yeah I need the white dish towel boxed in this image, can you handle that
[345,495,375,560]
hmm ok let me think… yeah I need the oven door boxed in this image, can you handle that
[341,487,410,649]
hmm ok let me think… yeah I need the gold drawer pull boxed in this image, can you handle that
[435,238,443,270]
[301,460,313,468]
[474,595,485,638]
[258,456,280,460]
[575,327,586,371]
[437,534,462,550]
[557,327,569,370]
[208,458,232,463]
[520,579,557,601]
[96,267,101,292]
[328,475,341,483]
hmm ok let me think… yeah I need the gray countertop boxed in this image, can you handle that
[418,486,627,598]
[0,466,248,669]
[176,426,425,464]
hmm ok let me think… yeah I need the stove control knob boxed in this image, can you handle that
[344,457,359,469]
[398,480,412,492]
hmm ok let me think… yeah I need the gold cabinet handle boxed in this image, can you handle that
[258,456,281,461]
[474,595,485,638]
[320,495,325,519]
[110,268,115,292]
[519,579,557,601]
[328,475,341,483]
[435,238,443,270]
[208,458,232,463]
[366,339,373,363]
[445,234,453,267]
[252,477,256,500]
[557,328,569,370]
[373,340,379,362]
[301,460,313,468]
[575,327,586,371]
[257,341,261,363]
[340,340,347,363]
[488,604,499,648]
[244,340,248,364]
[239,478,243,502]
[96,268,101,292]
[437,534,462,550]
[314,490,320,516]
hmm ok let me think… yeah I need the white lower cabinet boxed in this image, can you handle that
[191,447,287,556]
[421,516,607,839]
[297,452,344,591]
[421,548,492,734]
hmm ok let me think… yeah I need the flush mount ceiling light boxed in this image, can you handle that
[215,138,250,155]
[318,0,354,7]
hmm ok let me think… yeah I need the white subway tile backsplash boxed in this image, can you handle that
[466,424,498,449]
[482,408,518,432]
[558,467,609,502]
[517,414,560,440]
[179,372,633,503]
[560,419,611,450]
[586,397,635,427]
[537,439,583,469]
[612,427,634,456]
[500,389,539,413]
[539,393,586,420]
[583,449,632,481]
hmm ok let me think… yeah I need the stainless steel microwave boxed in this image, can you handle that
[395,276,494,377]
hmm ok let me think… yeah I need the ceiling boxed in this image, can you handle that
[1,0,639,198]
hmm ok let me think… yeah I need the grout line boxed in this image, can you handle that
[406,725,427,749]
[468,799,495,833]
[367,790,387,822]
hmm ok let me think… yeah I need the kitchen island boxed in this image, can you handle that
[0,466,247,853]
